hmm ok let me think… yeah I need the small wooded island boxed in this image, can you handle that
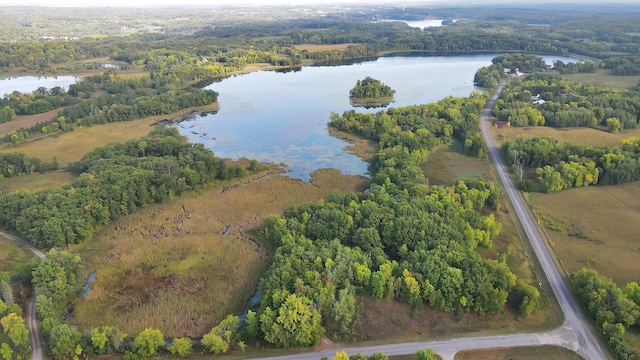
[349,76,396,108]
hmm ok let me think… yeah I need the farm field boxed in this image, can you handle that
[72,169,369,338]
[528,181,640,286]
[561,69,640,91]
[489,124,640,149]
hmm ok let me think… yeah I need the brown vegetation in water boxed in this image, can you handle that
[73,168,368,338]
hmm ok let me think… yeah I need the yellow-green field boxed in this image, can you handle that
[454,345,583,360]
[561,69,640,91]
[0,104,216,166]
[1,170,76,193]
[529,181,640,286]
[490,125,640,149]
[72,169,369,338]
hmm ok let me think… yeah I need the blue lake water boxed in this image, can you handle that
[0,75,78,96]
[177,53,581,181]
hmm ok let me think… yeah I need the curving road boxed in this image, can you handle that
[2,82,607,360]
[249,81,608,360]
[1,231,44,360]
[479,80,606,360]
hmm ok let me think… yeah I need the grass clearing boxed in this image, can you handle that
[0,108,63,137]
[295,43,361,52]
[0,234,32,273]
[72,169,369,338]
[529,181,640,286]
[561,69,640,91]
[1,170,76,193]
[0,103,217,166]
[454,345,583,360]
[423,139,493,186]
[490,124,640,149]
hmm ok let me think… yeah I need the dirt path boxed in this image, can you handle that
[0,231,44,360]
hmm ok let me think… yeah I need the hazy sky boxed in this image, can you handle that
[0,0,599,7]
[0,0,632,6]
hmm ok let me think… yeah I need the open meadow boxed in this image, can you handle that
[0,104,217,166]
[0,234,32,273]
[528,181,640,286]
[1,170,76,193]
[560,69,640,91]
[490,124,640,149]
[72,169,369,338]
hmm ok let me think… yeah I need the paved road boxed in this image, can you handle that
[479,80,606,360]
[248,81,608,360]
[1,231,44,360]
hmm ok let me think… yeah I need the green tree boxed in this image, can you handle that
[90,326,122,354]
[0,280,13,306]
[132,328,164,358]
[260,293,323,348]
[416,347,438,360]
[201,333,227,354]
[167,337,192,356]
[0,313,29,349]
[606,117,622,133]
[48,323,82,360]
[0,343,12,360]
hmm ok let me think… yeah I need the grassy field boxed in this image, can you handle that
[0,108,63,137]
[561,69,640,91]
[0,234,33,273]
[454,345,583,360]
[72,169,369,338]
[294,43,361,52]
[528,181,640,286]
[0,104,217,166]
[1,170,76,193]
[423,139,493,186]
[490,125,640,149]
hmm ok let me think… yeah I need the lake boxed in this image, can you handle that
[0,75,78,97]
[178,53,581,181]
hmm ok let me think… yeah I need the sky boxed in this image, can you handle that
[0,0,633,6]
[0,0,404,6]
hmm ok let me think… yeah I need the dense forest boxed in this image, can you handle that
[247,94,540,347]
[0,127,249,248]
[349,77,395,99]
[1,3,640,359]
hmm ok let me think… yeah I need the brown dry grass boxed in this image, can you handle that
[328,127,378,163]
[1,170,76,193]
[528,181,640,286]
[454,345,583,360]
[0,108,63,137]
[490,125,640,149]
[294,43,361,52]
[73,169,369,338]
[0,104,217,166]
